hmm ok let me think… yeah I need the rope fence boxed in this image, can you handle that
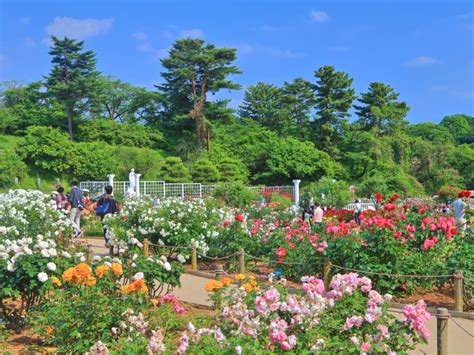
[130,238,473,312]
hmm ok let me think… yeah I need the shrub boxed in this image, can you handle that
[302,178,352,208]
[156,157,191,182]
[217,157,249,183]
[213,182,259,207]
[0,150,26,188]
[71,142,117,181]
[16,126,73,175]
[191,159,221,184]
[114,146,163,180]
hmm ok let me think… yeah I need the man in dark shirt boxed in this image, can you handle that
[67,181,83,238]
[97,185,119,247]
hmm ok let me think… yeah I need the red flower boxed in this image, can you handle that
[403,204,409,211]
[275,247,286,257]
[223,220,231,227]
[288,242,296,249]
[234,214,244,222]
[375,193,383,203]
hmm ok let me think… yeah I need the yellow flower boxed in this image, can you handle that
[235,274,245,281]
[95,265,110,278]
[221,277,233,286]
[242,283,252,293]
[205,280,224,292]
[51,276,61,287]
[46,326,54,336]
[84,276,96,287]
[111,263,123,276]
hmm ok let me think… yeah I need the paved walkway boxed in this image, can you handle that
[84,238,474,354]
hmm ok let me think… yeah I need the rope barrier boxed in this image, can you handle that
[449,316,474,338]
[196,252,240,261]
[245,254,308,266]
[148,243,189,250]
[330,263,452,279]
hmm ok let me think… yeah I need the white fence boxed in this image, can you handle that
[80,180,295,200]
[346,202,375,210]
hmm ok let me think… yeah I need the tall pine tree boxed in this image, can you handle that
[45,36,99,140]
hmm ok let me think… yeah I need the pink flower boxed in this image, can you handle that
[361,342,371,353]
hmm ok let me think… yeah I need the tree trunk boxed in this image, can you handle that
[67,108,74,141]
[207,127,211,151]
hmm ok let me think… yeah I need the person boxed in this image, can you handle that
[354,199,362,225]
[312,202,324,225]
[67,181,83,238]
[451,192,467,233]
[96,185,119,247]
[54,186,68,211]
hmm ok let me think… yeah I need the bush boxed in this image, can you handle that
[156,157,191,182]
[16,126,73,175]
[0,150,26,188]
[213,182,259,207]
[191,159,221,184]
[217,157,249,183]
[114,146,163,180]
[302,178,352,209]
[71,142,117,181]
[77,119,164,148]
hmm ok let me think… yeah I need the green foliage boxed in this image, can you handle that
[0,149,26,188]
[213,182,259,207]
[77,119,164,148]
[190,158,221,184]
[114,146,163,180]
[355,82,409,135]
[157,157,191,182]
[16,126,73,175]
[440,114,474,144]
[408,122,454,143]
[217,157,249,183]
[71,142,117,181]
[302,177,352,208]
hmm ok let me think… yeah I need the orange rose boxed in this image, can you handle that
[62,268,74,282]
[221,277,233,286]
[205,280,224,292]
[95,265,110,278]
[46,326,54,336]
[111,263,122,276]
[74,263,91,278]
[84,276,96,287]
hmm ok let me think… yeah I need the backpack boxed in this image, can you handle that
[95,198,110,216]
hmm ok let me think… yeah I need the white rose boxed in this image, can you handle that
[40,249,50,258]
[47,262,56,271]
[62,251,71,258]
[0,226,7,234]
[163,262,171,271]
[133,272,144,280]
[38,241,48,249]
[49,249,57,257]
[7,262,15,272]
[38,272,49,283]
[177,254,186,263]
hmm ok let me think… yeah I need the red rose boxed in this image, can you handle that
[288,242,296,249]
[223,220,231,227]
[375,193,383,203]
[234,214,244,222]
[275,247,286,257]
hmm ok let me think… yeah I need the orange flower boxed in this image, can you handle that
[111,263,122,276]
[46,326,54,336]
[125,279,147,294]
[95,265,110,278]
[205,280,224,292]
[221,277,233,286]
[235,274,245,281]
[242,283,252,293]
[84,276,96,287]
[120,285,128,294]
[62,268,74,282]
[51,276,61,287]
[74,263,91,278]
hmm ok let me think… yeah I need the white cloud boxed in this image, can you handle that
[310,10,329,23]
[24,37,37,48]
[179,28,204,38]
[46,17,113,39]
[132,31,148,41]
[404,56,442,66]
[19,16,31,25]
[236,44,304,59]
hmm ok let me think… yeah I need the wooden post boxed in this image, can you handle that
[323,257,331,291]
[238,247,245,274]
[143,238,149,257]
[215,265,224,280]
[109,244,114,257]
[436,308,449,355]
[191,242,198,271]
[454,270,463,312]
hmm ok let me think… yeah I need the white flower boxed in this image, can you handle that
[177,254,186,263]
[40,249,50,258]
[47,262,56,271]
[38,272,49,283]
[38,241,48,249]
[163,262,171,271]
[0,226,6,234]
[133,272,144,280]
[49,248,58,257]
[92,255,102,263]
[7,262,15,272]
[61,251,71,258]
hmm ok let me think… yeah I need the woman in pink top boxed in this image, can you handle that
[312,202,323,224]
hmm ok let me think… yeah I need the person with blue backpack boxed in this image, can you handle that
[95,185,119,248]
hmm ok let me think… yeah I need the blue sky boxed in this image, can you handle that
[0,0,473,123]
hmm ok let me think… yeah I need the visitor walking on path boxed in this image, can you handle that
[354,199,362,225]
[451,191,467,233]
[312,202,323,225]
[67,181,83,238]
[54,186,68,211]
[96,185,119,248]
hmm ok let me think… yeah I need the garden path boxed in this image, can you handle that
[84,238,474,355]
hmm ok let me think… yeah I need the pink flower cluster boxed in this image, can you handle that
[256,288,281,315]
[159,293,185,314]
[268,317,297,350]
[402,300,431,339]
[327,273,372,301]
[177,323,226,354]
[422,236,438,250]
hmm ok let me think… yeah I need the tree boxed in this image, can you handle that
[354,82,409,135]
[218,157,249,183]
[45,36,99,140]
[92,76,162,123]
[440,114,474,144]
[313,66,355,152]
[281,78,315,139]
[408,122,454,143]
[302,178,352,208]
[159,38,241,149]
[0,150,27,188]
[157,157,191,182]
[239,82,288,133]
[190,159,221,183]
